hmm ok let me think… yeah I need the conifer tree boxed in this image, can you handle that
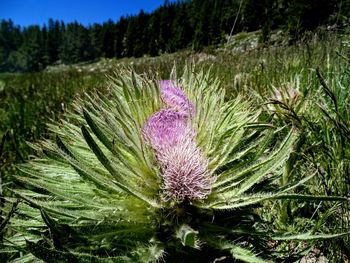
[115,16,128,57]
[101,20,116,58]
[18,25,45,71]
[147,12,161,56]
[47,19,61,64]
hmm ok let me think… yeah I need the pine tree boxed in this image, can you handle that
[115,17,128,57]
[192,0,212,50]
[124,16,137,57]
[41,25,49,66]
[18,25,45,71]
[101,20,116,58]
[47,19,61,64]
[0,19,23,71]
[59,22,96,64]
[133,10,149,57]
[90,23,103,58]
[147,12,161,56]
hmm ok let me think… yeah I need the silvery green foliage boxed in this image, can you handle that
[2,66,346,262]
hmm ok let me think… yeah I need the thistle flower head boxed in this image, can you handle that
[274,86,300,104]
[143,81,211,202]
[142,109,193,152]
[268,83,301,117]
[161,140,210,201]
[160,80,195,116]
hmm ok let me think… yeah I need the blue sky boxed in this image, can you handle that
[0,0,168,27]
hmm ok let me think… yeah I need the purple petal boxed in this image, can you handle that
[160,80,195,116]
[142,109,194,151]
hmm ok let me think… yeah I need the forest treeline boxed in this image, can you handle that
[0,0,349,72]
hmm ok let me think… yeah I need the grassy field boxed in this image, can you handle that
[1,29,350,261]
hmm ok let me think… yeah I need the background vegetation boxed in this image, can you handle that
[1,0,349,72]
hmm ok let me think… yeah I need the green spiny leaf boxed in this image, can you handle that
[176,224,200,249]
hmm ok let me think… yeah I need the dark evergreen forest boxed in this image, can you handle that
[0,0,349,72]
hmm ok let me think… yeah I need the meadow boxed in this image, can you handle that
[1,29,350,261]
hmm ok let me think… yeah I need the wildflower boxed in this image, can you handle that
[274,86,300,105]
[161,138,211,201]
[268,84,301,115]
[142,109,192,153]
[160,80,195,116]
[143,82,211,201]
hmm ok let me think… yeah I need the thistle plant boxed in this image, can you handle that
[1,66,348,262]
[266,77,306,126]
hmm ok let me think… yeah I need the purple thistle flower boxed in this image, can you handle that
[161,138,211,201]
[142,83,212,202]
[160,80,195,116]
[142,109,193,153]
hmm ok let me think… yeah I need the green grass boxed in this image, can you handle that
[0,70,110,179]
[1,29,350,261]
